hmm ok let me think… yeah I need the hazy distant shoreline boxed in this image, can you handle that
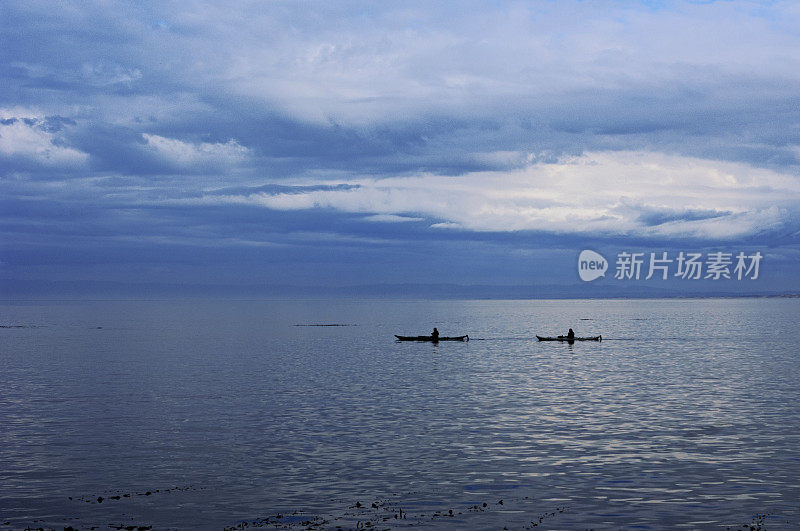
[2,279,799,301]
[2,293,798,302]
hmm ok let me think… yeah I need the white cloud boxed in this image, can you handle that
[362,214,424,223]
[171,2,800,124]
[142,134,249,168]
[79,62,142,86]
[191,150,800,240]
[0,109,88,167]
[644,207,786,240]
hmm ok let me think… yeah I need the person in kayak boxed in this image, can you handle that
[567,328,575,339]
[432,327,439,340]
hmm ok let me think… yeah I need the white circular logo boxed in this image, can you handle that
[578,250,608,281]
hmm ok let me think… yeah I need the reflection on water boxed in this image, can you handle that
[0,299,798,529]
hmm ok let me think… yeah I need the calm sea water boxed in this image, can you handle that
[1,298,798,530]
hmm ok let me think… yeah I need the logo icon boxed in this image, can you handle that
[578,250,608,281]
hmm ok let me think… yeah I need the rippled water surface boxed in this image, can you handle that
[1,299,799,529]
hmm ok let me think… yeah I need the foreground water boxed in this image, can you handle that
[1,298,798,529]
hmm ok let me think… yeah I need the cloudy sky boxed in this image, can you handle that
[2,0,799,297]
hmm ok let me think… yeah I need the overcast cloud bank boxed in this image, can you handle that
[2,1,799,296]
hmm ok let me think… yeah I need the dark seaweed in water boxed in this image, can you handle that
[68,485,203,505]
[222,494,568,530]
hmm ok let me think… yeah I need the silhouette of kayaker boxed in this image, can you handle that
[432,327,439,340]
[567,328,575,339]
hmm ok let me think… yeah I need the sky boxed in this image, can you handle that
[2,0,800,298]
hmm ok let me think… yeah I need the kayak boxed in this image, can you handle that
[537,335,602,341]
[395,335,469,342]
